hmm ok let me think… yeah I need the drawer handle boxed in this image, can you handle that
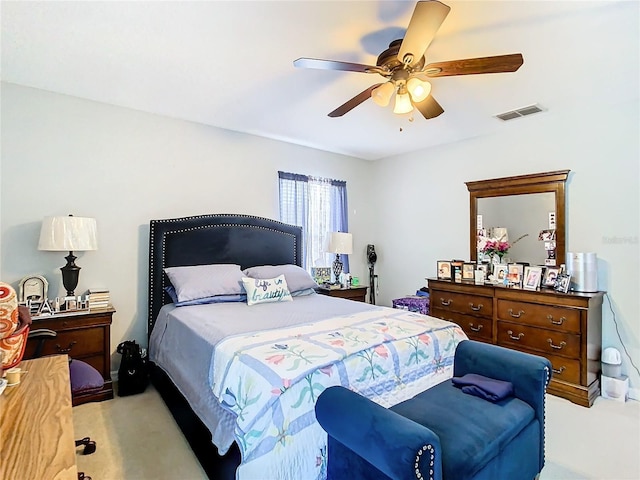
[508,309,525,318]
[507,330,524,341]
[552,366,566,375]
[468,323,483,332]
[547,315,566,326]
[547,339,567,350]
[440,298,452,306]
[468,303,483,311]
[55,341,77,354]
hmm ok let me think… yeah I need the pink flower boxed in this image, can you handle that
[266,354,285,365]
[418,334,431,345]
[330,339,345,347]
[374,344,388,358]
[319,366,333,376]
[282,378,291,388]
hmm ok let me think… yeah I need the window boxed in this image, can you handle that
[278,171,349,272]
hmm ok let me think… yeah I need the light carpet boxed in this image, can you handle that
[73,385,640,480]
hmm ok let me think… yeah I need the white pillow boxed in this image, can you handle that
[242,275,293,306]
[243,264,318,293]
[164,264,244,303]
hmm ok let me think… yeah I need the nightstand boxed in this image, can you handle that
[316,285,368,302]
[23,307,114,405]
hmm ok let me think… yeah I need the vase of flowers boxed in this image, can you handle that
[482,239,511,265]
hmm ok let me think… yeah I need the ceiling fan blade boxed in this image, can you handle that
[398,1,451,68]
[414,95,444,119]
[424,53,524,77]
[328,84,383,118]
[294,57,379,74]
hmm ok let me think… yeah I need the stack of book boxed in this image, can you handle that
[87,288,110,309]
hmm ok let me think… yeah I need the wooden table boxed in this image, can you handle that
[316,285,368,302]
[1,355,78,480]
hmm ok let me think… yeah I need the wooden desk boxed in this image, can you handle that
[0,355,78,480]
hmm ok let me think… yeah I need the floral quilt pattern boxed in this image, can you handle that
[210,307,467,480]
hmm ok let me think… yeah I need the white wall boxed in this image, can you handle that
[370,99,640,394]
[0,82,375,371]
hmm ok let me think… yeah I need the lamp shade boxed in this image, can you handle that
[38,216,98,251]
[393,92,414,114]
[328,232,353,255]
[371,82,395,107]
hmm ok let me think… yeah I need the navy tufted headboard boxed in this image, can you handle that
[148,214,302,337]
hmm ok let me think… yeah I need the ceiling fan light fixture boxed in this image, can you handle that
[407,77,431,102]
[371,82,395,107]
[393,92,414,114]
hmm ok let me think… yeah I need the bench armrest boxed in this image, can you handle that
[316,386,442,480]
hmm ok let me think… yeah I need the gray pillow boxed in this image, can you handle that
[243,264,318,293]
[164,264,245,303]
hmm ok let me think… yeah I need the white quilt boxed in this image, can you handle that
[210,307,467,480]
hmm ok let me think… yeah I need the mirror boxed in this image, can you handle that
[466,170,569,267]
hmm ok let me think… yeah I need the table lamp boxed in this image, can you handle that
[38,215,98,296]
[327,232,353,283]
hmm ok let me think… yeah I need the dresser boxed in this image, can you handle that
[23,307,114,405]
[316,285,368,302]
[1,355,78,480]
[428,278,603,407]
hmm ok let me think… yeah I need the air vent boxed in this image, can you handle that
[495,104,545,121]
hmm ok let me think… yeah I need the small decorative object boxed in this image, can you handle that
[542,267,560,288]
[18,274,48,304]
[436,261,451,280]
[326,232,352,283]
[474,270,485,285]
[462,263,475,281]
[38,215,98,297]
[37,298,55,316]
[523,266,543,290]
[311,267,331,285]
[554,273,571,293]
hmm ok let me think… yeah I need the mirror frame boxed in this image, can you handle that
[466,170,570,266]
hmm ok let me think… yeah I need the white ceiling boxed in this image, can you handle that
[2,1,638,160]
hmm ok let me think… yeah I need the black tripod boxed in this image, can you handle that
[367,244,377,305]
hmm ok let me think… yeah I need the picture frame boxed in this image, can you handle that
[437,261,451,280]
[451,260,464,282]
[523,266,543,290]
[554,273,572,293]
[493,264,508,283]
[476,263,490,279]
[507,263,524,286]
[462,262,476,281]
[542,266,561,288]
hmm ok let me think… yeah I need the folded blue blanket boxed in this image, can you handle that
[452,373,514,402]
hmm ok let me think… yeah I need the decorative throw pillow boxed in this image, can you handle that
[242,275,293,306]
[164,264,245,303]
[243,265,318,294]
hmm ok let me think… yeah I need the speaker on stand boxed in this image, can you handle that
[367,244,378,305]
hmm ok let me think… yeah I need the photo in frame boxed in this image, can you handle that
[476,263,490,281]
[462,263,476,281]
[554,273,572,293]
[523,266,543,290]
[507,263,524,286]
[437,261,452,280]
[493,264,508,283]
[542,267,561,288]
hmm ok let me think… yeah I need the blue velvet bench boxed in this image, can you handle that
[315,340,551,480]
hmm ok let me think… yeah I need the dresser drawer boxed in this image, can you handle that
[430,289,493,317]
[431,307,493,342]
[497,321,581,358]
[497,300,581,334]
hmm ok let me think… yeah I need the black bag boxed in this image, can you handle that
[116,340,148,396]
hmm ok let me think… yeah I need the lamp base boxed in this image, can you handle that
[61,251,81,297]
[332,254,343,284]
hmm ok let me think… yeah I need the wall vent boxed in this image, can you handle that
[495,104,545,121]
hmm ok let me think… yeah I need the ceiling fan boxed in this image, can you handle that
[293,0,523,120]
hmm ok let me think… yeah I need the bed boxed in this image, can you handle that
[147,214,467,480]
